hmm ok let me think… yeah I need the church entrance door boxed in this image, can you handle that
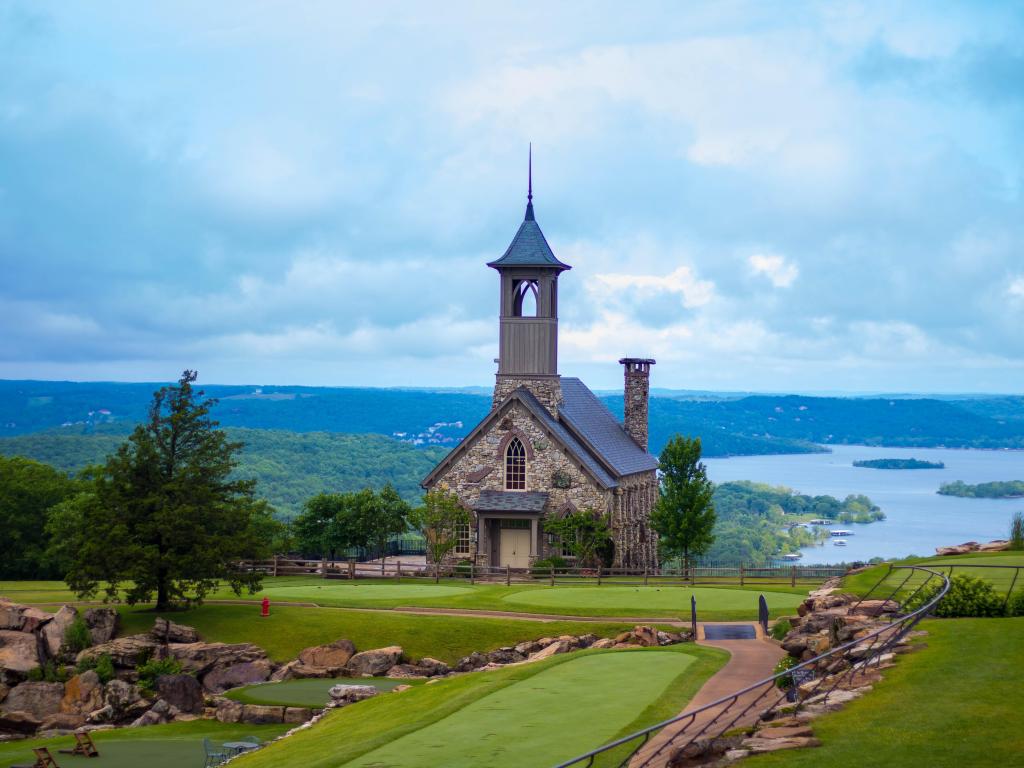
[498,522,532,569]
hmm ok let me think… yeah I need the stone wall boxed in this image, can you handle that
[621,361,652,451]
[492,374,562,411]
[612,470,659,569]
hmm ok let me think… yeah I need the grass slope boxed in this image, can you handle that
[115,604,656,664]
[745,618,1024,768]
[843,552,1024,600]
[236,645,726,768]
[0,721,289,768]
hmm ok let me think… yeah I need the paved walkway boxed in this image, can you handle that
[630,626,785,768]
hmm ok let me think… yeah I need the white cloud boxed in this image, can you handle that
[593,265,715,308]
[748,253,799,288]
[1009,276,1024,299]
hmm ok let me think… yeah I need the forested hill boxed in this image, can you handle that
[1,380,1023,454]
[0,427,446,516]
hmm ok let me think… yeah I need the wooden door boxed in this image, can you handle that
[499,528,531,569]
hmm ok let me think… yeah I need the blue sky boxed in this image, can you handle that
[1,1,1022,393]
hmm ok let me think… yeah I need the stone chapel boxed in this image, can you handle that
[421,170,659,570]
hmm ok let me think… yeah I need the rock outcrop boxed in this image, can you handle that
[346,646,403,676]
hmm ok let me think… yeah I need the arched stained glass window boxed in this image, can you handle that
[505,436,527,490]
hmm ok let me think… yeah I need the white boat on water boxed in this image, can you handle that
[833,540,848,547]
[807,519,835,526]
[830,529,854,537]
[782,553,803,561]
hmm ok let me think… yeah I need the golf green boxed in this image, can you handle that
[501,586,804,613]
[343,650,695,767]
[227,677,423,707]
[4,739,232,768]
[259,583,474,602]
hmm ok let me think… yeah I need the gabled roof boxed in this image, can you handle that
[558,378,660,476]
[487,203,571,271]
[420,386,617,490]
[475,490,549,513]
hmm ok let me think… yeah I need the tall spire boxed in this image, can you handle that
[525,143,535,221]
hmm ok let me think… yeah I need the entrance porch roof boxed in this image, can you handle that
[474,490,549,513]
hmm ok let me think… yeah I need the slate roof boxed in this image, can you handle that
[475,490,549,512]
[487,203,571,270]
[515,388,618,489]
[558,378,660,476]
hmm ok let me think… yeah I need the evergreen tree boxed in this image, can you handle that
[52,371,272,610]
[651,435,716,569]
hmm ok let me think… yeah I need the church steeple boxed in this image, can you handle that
[489,150,570,412]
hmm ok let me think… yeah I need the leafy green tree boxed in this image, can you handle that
[0,456,81,579]
[292,492,361,559]
[51,371,273,610]
[410,485,469,581]
[543,509,612,568]
[357,484,411,560]
[651,435,716,569]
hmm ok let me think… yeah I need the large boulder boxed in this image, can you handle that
[632,626,659,647]
[328,684,378,705]
[415,657,450,677]
[284,707,314,723]
[151,618,200,644]
[41,606,79,658]
[527,640,570,662]
[240,704,285,724]
[848,600,900,617]
[19,608,54,635]
[0,710,41,733]
[455,651,488,672]
[60,671,104,715]
[201,660,274,693]
[167,642,268,676]
[1,681,64,719]
[0,602,27,631]
[386,664,432,679]
[40,712,86,732]
[214,698,243,723]
[486,648,523,665]
[345,646,403,677]
[83,608,119,645]
[102,679,149,722]
[0,630,41,674]
[78,635,163,668]
[297,638,356,673]
[155,674,204,714]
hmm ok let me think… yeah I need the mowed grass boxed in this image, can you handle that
[0,720,289,768]
[235,644,727,768]
[226,677,424,707]
[843,551,1024,601]
[745,618,1024,768]
[2,576,808,621]
[116,604,660,663]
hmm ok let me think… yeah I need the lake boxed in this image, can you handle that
[703,445,1024,564]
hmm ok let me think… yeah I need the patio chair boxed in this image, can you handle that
[203,738,230,768]
[10,747,61,768]
[58,731,99,758]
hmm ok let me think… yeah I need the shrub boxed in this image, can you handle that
[136,657,183,692]
[1007,590,1024,617]
[770,619,792,641]
[906,573,1004,617]
[63,617,91,654]
[27,660,70,683]
[773,655,799,689]
[1010,511,1024,551]
[78,652,116,684]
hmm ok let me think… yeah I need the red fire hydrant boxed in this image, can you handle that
[261,597,270,618]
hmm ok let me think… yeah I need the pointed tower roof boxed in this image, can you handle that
[487,147,571,271]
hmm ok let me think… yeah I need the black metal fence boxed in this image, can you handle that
[551,564,951,768]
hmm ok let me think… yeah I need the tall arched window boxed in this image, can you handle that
[505,436,527,490]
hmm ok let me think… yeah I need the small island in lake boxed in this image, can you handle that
[937,480,1024,499]
[853,458,945,470]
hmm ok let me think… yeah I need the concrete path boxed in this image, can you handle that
[630,626,785,768]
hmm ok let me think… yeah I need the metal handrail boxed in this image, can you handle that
[552,565,951,768]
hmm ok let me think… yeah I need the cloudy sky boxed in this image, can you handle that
[1,1,1022,393]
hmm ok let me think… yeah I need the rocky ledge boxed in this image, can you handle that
[934,539,1008,556]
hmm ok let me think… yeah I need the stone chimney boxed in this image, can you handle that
[620,358,655,451]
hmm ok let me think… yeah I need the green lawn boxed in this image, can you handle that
[843,552,1024,601]
[745,618,1024,768]
[235,644,727,768]
[116,604,659,663]
[226,677,424,707]
[0,720,289,768]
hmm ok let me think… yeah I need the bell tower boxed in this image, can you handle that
[488,149,571,412]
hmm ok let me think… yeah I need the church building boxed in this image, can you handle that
[421,169,659,570]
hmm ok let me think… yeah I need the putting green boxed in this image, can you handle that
[227,677,423,707]
[4,739,233,768]
[260,583,474,602]
[343,650,694,767]
[501,586,804,613]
